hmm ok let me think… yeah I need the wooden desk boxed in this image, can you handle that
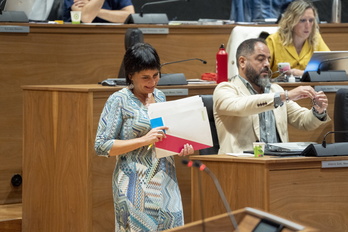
[3,22,348,208]
[22,84,215,231]
[190,155,348,232]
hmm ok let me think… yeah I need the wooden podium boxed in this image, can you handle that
[22,84,215,232]
[166,207,317,232]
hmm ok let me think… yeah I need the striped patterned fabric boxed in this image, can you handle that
[95,88,184,231]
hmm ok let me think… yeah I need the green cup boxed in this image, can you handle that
[71,11,81,24]
[253,142,265,158]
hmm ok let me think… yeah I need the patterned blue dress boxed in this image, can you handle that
[95,88,184,231]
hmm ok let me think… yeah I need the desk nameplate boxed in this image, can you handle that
[322,160,348,168]
[0,25,30,33]
[161,89,188,96]
[139,28,169,34]
[314,85,348,92]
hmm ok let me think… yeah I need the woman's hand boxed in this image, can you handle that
[178,144,194,157]
[144,126,168,145]
[287,68,304,77]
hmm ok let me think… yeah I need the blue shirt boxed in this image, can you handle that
[63,0,133,22]
[238,76,280,143]
[230,0,292,22]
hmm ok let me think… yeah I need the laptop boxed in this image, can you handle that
[266,142,316,152]
[244,142,315,157]
[267,142,316,156]
[304,51,348,73]
[300,51,348,82]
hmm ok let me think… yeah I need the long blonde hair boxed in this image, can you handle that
[278,0,319,48]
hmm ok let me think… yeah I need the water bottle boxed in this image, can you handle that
[332,0,341,23]
[216,44,228,83]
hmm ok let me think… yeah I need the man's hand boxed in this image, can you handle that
[288,85,317,101]
[286,86,328,114]
[312,91,328,114]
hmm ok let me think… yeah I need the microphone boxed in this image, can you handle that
[322,130,348,148]
[182,159,239,231]
[161,58,207,67]
[0,0,6,14]
[158,58,207,86]
[317,56,348,74]
[140,0,189,17]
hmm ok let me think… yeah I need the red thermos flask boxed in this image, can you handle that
[216,44,228,83]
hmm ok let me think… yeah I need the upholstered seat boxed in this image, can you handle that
[334,88,348,142]
[226,26,278,79]
[199,95,220,155]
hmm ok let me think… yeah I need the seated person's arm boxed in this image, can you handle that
[72,0,134,23]
[97,5,134,23]
[288,68,304,77]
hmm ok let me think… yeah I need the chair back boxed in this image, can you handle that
[226,26,278,79]
[199,95,219,155]
[334,88,348,142]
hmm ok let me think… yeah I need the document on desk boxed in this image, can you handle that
[148,95,213,158]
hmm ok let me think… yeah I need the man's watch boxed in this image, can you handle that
[274,92,283,108]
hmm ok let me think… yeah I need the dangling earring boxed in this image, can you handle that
[128,83,134,90]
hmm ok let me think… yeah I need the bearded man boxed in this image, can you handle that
[213,38,330,154]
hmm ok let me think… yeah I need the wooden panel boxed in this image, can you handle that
[22,90,91,231]
[191,161,267,221]
[269,168,348,232]
[0,219,21,232]
[190,155,348,232]
[0,203,22,232]
[320,24,348,51]
[0,203,22,220]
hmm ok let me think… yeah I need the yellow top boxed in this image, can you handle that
[266,31,330,76]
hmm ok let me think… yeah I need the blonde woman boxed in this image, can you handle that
[266,0,330,77]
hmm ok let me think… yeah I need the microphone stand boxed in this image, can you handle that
[322,130,348,148]
[158,58,207,86]
[161,58,207,67]
[140,0,189,17]
[302,130,348,156]
[317,56,348,74]
[125,0,189,24]
[192,160,239,232]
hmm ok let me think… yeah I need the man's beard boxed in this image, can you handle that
[246,65,270,89]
